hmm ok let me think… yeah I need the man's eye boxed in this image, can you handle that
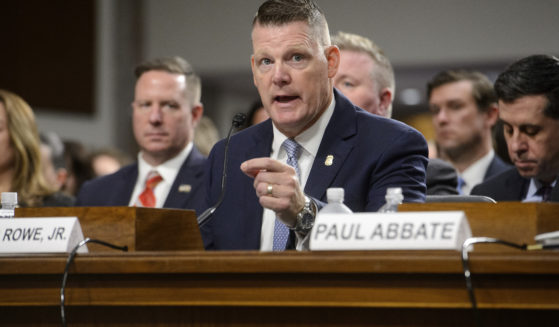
[429,106,440,115]
[448,102,463,110]
[343,81,354,88]
[524,127,540,136]
[293,54,303,62]
[261,58,272,65]
[163,103,180,110]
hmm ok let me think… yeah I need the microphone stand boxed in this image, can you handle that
[197,113,246,227]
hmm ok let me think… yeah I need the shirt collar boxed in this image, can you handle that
[525,177,557,200]
[271,93,336,159]
[460,149,495,193]
[137,142,193,183]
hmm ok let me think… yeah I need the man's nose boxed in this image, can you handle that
[508,131,528,154]
[434,108,448,124]
[272,62,291,86]
[149,106,163,123]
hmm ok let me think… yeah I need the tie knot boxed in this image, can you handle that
[145,171,162,189]
[282,138,301,160]
[537,183,553,202]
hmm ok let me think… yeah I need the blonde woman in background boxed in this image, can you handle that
[0,89,74,206]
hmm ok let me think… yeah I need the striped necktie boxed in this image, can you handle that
[273,138,302,251]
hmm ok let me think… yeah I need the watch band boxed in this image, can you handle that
[289,195,317,234]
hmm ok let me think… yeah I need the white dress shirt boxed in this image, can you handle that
[459,150,495,195]
[128,142,193,208]
[260,95,336,251]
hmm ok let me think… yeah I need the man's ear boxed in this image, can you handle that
[191,104,204,127]
[325,45,340,78]
[485,103,499,127]
[378,88,394,118]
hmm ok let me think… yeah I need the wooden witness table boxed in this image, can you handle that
[1,203,559,326]
[2,249,559,326]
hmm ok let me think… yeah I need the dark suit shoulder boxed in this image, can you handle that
[471,167,528,201]
[186,146,207,166]
[426,158,458,195]
[75,163,138,206]
[484,155,511,180]
[79,163,136,192]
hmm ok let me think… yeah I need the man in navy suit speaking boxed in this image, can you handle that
[76,57,206,214]
[201,0,428,251]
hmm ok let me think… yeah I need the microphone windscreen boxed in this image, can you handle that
[232,113,247,128]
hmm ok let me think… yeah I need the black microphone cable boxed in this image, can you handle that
[60,238,128,327]
[197,113,246,227]
[460,237,527,327]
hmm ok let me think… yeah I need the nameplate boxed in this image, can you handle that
[310,211,471,251]
[0,217,88,253]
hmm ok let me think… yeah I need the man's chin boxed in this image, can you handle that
[515,166,537,179]
[142,144,170,157]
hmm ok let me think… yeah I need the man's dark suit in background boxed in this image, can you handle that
[484,155,510,181]
[76,147,206,214]
[426,158,458,195]
[471,167,529,201]
[472,167,559,202]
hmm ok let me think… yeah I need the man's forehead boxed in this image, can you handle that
[252,21,319,47]
[498,96,549,123]
[430,80,474,101]
[439,80,473,93]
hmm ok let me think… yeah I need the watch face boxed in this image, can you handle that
[300,210,314,230]
[292,196,316,233]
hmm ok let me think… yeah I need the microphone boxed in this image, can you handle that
[197,113,246,227]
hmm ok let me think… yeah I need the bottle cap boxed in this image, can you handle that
[327,188,344,202]
[1,192,17,205]
[386,187,402,196]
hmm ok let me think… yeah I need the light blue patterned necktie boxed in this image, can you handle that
[457,176,465,195]
[272,138,302,251]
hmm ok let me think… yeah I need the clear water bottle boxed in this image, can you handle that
[0,192,17,218]
[377,187,403,213]
[320,188,352,213]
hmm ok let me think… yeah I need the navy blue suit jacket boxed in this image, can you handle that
[472,167,559,202]
[201,90,428,250]
[471,167,529,201]
[76,147,207,215]
[483,155,510,181]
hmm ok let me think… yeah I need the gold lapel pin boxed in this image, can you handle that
[325,155,334,166]
[178,184,192,193]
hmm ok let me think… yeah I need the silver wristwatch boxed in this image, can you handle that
[289,195,317,235]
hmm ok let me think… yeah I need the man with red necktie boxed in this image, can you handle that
[77,57,207,215]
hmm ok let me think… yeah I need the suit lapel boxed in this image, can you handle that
[115,164,139,205]
[164,147,205,208]
[505,169,530,201]
[305,91,357,201]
